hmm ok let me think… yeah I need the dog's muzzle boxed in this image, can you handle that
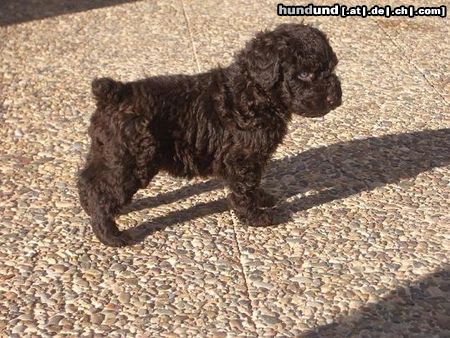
[313,76,342,117]
[325,75,342,110]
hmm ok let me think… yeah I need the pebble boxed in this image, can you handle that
[55,201,75,208]
[119,292,131,304]
[137,309,148,316]
[4,291,17,300]
[229,319,243,331]
[91,313,104,325]
[49,315,64,325]
[291,276,311,284]
[261,314,282,325]
[253,281,274,290]
[52,264,68,273]
[103,314,116,326]
[12,323,25,334]
[174,327,187,335]
[111,263,126,272]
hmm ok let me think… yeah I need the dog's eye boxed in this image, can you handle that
[298,72,313,81]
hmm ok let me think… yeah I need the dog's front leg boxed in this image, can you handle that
[226,158,273,227]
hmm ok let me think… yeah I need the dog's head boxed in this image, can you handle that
[238,23,342,118]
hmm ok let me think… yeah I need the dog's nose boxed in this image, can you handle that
[326,90,342,107]
[326,95,337,106]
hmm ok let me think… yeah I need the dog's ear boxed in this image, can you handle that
[253,56,280,89]
[242,33,282,89]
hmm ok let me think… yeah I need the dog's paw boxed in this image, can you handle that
[256,189,277,208]
[96,231,134,247]
[244,209,274,227]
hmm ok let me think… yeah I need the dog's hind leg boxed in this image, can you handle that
[77,161,140,246]
[78,108,159,246]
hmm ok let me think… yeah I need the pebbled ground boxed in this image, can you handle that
[1,0,449,336]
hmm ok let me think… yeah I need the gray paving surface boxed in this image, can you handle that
[1,0,449,336]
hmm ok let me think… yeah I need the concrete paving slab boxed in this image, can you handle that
[1,0,449,336]
[376,16,449,102]
[1,1,255,336]
[184,0,450,335]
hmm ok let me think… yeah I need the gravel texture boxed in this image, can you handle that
[1,0,449,336]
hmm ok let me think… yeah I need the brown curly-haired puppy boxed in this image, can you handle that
[77,24,342,247]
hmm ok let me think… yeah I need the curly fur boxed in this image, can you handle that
[77,23,342,246]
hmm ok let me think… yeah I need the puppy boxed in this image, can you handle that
[77,23,342,247]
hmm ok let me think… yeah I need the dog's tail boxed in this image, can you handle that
[91,77,125,103]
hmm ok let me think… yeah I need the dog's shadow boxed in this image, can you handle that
[123,128,450,243]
